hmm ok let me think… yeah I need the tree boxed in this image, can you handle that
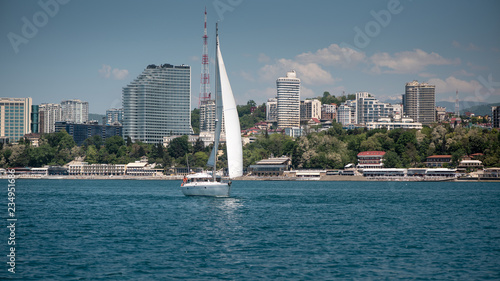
[193,138,205,153]
[85,145,99,163]
[191,108,200,134]
[83,135,103,149]
[384,151,402,168]
[395,130,417,155]
[167,136,189,159]
[105,136,125,155]
[193,151,208,167]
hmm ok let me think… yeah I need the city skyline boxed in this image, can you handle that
[1,0,499,114]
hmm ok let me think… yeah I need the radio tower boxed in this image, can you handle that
[455,90,459,117]
[199,7,210,106]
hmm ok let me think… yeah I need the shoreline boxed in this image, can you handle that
[2,175,498,182]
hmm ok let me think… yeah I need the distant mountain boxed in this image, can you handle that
[89,113,106,124]
[436,101,487,112]
[461,103,500,116]
[381,98,402,104]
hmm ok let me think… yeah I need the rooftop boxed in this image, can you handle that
[255,157,291,165]
[357,151,386,157]
[426,155,452,159]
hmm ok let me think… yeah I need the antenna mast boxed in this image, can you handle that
[455,90,459,117]
[199,7,210,107]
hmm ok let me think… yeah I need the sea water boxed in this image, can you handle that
[2,179,499,280]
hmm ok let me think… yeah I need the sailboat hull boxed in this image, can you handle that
[181,182,231,197]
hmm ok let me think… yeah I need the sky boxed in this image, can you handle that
[1,0,500,114]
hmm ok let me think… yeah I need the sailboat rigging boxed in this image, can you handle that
[180,23,243,197]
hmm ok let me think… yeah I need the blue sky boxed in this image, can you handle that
[1,0,499,114]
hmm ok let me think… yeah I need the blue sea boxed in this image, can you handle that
[2,179,500,280]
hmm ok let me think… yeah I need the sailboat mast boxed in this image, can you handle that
[212,23,219,181]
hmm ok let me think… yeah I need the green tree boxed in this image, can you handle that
[383,151,402,168]
[193,138,205,153]
[83,135,103,149]
[85,145,99,163]
[105,136,125,155]
[191,108,200,134]
[395,130,417,155]
[168,136,189,159]
[193,151,209,167]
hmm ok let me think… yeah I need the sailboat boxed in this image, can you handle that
[181,23,243,197]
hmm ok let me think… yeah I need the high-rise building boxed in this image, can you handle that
[61,99,89,124]
[31,105,39,133]
[300,99,321,121]
[492,106,499,128]
[403,81,436,125]
[436,106,447,122]
[321,103,337,120]
[336,100,357,126]
[39,103,62,134]
[0,97,32,142]
[200,100,216,132]
[356,92,398,125]
[277,71,300,129]
[266,98,278,123]
[106,108,123,125]
[122,64,192,144]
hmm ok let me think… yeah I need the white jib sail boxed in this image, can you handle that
[217,42,243,178]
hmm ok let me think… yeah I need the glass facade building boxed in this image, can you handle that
[31,105,39,133]
[122,64,192,144]
[0,97,32,142]
[55,121,123,146]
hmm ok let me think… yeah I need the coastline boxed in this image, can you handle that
[3,174,499,182]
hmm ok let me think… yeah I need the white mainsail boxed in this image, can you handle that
[206,25,243,178]
[216,35,243,178]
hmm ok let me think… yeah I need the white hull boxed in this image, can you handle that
[181,181,231,197]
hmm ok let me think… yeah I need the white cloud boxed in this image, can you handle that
[258,53,270,63]
[418,72,436,78]
[300,86,315,99]
[240,87,276,105]
[427,76,481,94]
[369,49,459,74]
[452,69,475,77]
[466,62,488,71]
[466,43,481,51]
[112,68,129,80]
[259,58,336,85]
[99,64,112,78]
[377,94,402,103]
[296,43,366,67]
[99,64,129,80]
[239,70,255,82]
[255,43,362,87]
[452,40,481,51]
